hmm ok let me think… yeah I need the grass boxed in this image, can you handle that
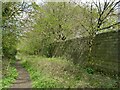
[1,59,18,89]
[21,55,77,88]
[18,54,119,88]
[0,60,2,89]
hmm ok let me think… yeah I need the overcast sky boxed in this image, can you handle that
[34,0,119,10]
[35,0,110,4]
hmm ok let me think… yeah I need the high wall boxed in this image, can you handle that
[49,30,119,77]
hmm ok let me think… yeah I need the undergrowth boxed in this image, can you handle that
[19,54,119,88]
[22,61,63,88]
[1,59,18,89]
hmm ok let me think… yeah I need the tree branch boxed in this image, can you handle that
[99,22,120,30]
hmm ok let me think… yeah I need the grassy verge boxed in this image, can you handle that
[21,55,77,88]
[0,60,2,89]
[1,59,18,89]
[19,54,118,88]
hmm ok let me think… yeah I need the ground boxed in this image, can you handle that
[10,60,31,88]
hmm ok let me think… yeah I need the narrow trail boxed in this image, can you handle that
[10,60,32,89]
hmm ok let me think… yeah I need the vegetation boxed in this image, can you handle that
[1,0,119,89]
[18,54,118,88]
[1,59,18,89]
[18,1,119,57]
[1,1,34,88]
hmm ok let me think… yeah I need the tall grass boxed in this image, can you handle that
[20,55,118,88]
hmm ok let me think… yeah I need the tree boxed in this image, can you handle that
[2,2,33,59]
[73,0,120,62]
[18,1,119,58]
[17,2,100,56]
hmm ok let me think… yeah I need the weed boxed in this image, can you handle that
[20,55,119,88]
[2,66,18,89]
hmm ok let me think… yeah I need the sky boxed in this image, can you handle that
[35,0,109,3]
[2,0,118,3]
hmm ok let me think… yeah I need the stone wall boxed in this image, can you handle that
[50,30,119,76]
[90,31,119,75]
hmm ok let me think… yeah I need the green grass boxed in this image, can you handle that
[1,59,18,89]
[0,60,2,89]
[21,56,77,88]
[19,54,119,88]
[22,62,63,88]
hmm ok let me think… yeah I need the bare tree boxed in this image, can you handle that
[72,0,120,62]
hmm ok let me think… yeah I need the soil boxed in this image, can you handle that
[10,60,32,89]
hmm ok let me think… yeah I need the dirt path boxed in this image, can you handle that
[10,60,32,89]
